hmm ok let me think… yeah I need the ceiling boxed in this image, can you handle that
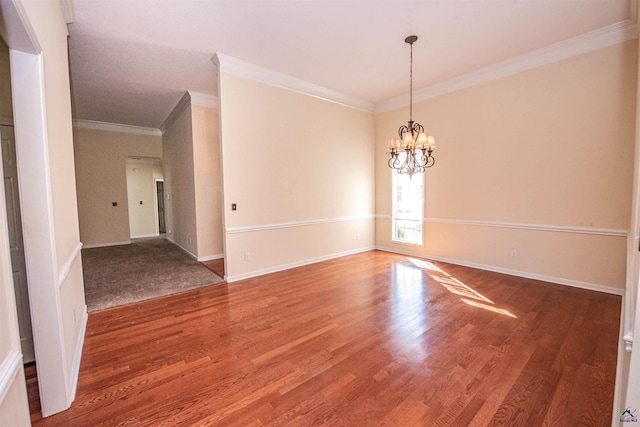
[67,0,634,129]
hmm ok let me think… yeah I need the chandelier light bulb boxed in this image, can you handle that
[388,137,401,151]
[416,132,428,149]
[402,131,413,148]
[427,135,436,149]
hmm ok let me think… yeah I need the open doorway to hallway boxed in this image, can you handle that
[0,40,34,365]
[126,156,164,239]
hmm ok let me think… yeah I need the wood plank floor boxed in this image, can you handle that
[27,250,621,426]
[202,258,225,278]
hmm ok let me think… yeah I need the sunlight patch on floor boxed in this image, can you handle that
[461,298,517,318]
[408,257,517,319]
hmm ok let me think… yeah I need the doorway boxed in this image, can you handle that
[156,179,166,234]
[125,156,163,238]
[0,124,33,363]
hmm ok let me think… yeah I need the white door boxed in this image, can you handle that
[1,125,34,363]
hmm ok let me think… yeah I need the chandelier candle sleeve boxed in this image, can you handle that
[387,35,436,177]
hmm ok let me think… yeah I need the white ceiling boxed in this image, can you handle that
[67,0,634,129]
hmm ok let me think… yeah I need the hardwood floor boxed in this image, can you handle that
[202,257,225,278]
[28,250,620,426]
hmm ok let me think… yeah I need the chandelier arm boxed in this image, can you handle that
[389,151,411,174]
[427,156,435,168]
[398,124,409,139]
[412,122,424,135]
[419,152,435,169]
[388,155,401,169]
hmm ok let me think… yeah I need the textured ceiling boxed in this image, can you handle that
[67,0,633,129]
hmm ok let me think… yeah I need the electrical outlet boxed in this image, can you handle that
[510,248,518,257]
[244,252,251,261]
[356,233,360,240]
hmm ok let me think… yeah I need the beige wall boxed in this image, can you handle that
[219,73,375,280]
[162,96,224,260]
[0,374,29,426]
[162,102,198,255]
[192,104,223,259]
[375,40,637,292]
[74,125,162,247]
[622,6,640,415]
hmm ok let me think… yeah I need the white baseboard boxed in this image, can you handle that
[82,240,131,249]
[226,246,375,283]
[68,305,88,403]
[376,245,624,296]
[130,234,159,239]
[197,253,224,262]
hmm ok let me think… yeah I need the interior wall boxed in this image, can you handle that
[622,6,640,414]
[218,73,375,281]
[375,40,637,293]
[162,101,198,256]
[125,160,160,238]
[6,0,86,416]
[153,164,163,180]
[192,104,223,260]
[73,125,162,247]
[0,35,28,426]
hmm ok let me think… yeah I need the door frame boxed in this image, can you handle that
[154,178,165,235]
[1,0,82,417]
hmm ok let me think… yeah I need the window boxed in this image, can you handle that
[392,171,424,245]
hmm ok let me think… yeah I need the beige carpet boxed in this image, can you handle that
[82,239,224,312]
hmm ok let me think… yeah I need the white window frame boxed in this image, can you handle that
[391,171,424,245]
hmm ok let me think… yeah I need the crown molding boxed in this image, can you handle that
[375,20,639,114]
[160,91,191,132]
[188,91,220,109]
[60,0,75,24]
[1,0,41,53]
[213,53,375,113]
[73,119,161,136]
[160,91,220,132]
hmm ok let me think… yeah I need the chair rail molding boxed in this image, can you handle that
[375,215,627,237]
[0,350,21,404]
[226,214,375,234]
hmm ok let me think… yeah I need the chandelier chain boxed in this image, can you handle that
[409,39,413,122]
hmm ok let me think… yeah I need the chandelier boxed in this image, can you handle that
[387,35,435,177]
